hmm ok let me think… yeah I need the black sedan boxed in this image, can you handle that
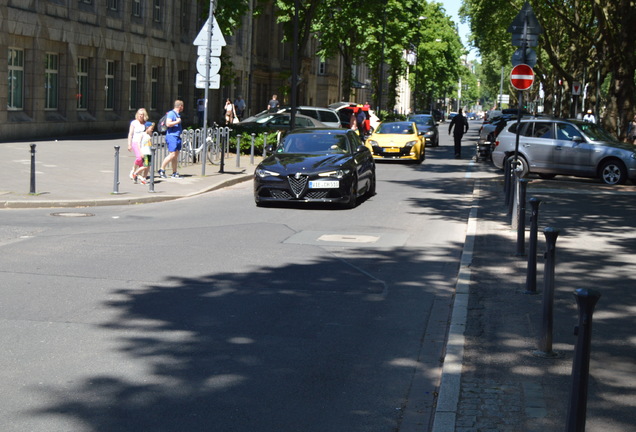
[406,114,440,147]
[254,129,376,208]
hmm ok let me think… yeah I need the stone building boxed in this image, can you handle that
[1,0,372,141]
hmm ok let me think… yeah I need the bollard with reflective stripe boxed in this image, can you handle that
[149,146,156,193]
[250,133,256,165]
[29,144,37,195]
[262,132,269,157]
[565,288,601,432]
[516,179,529,255]
[525,198,542,294]
[236,135,241,168]
[112,145,121,195]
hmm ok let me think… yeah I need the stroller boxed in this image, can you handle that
[475,138,494,162]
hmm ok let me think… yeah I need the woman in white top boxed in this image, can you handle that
[127,108,149,180]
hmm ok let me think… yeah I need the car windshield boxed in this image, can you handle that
[408,116,433,126]
[255,114,279,124]
[577,122,617,142]
[277,133,349,154]
[377,122,414,134]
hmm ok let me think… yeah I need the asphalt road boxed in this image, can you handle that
[0,126,484,431]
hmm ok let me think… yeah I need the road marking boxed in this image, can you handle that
[317,234,380,243]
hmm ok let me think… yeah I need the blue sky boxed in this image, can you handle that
[441,0,477,59]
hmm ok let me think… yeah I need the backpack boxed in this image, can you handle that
[157,112,169,133]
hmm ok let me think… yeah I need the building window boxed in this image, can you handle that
[105,60,115,110]
[8,48,24,110]
[153,0,161,23]
[318,57,326,75]
[45,53,59,110]
[129,64,138,110]
[151,66,159,110]
[77,57,89,109]
[177,69,186,101]
[132,0,141,16]
[108,0,118,10]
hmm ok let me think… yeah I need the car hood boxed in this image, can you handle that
[368,134,419,146]
[592,140,636,152]
[259,153,353,174]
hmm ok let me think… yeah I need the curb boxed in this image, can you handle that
[0,173,254,209]
[431,180,480,432]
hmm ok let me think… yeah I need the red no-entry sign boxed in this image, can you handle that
[511,64,534,91]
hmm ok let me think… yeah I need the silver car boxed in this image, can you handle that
[492,118,636,185]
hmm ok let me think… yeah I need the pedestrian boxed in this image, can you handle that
[234,95,246,120]
[197,97,205,126]
[356,107,367,137]
[448,108,469,158]
[133,121,154,185]
[127,108,148,181]
[267,94,279,112]
[627,115,636,145]
[158,100,184,179]
[583,109,596,123]
[224,98,237,125]
[349,109,358,131]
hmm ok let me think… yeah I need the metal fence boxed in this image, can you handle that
[151,126,232,168]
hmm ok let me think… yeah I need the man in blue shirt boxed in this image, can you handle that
[159,100,184,178]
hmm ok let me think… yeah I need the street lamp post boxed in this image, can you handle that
[414,16,427,114]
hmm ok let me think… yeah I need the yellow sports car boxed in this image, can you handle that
[364,121,425,163]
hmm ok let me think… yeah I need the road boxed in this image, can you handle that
[0,125,485,431]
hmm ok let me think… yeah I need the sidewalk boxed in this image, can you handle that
[449,177,636,432]
[2,136,260,209]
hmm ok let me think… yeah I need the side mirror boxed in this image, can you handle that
[572,135,584,143]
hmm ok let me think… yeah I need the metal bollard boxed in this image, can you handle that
[236,135,241,168]
[525,198,542,294]
[148,146,156,193]
[250,133,256,165]
[534,227,560,357]
[504,157,512,206]
[112,145,121,195]
[565,288,601,432]
[516,179,529,256]
[29,144,37,194]
[262,132,269,157]
[201,129,208,177]
[219,129,226,174]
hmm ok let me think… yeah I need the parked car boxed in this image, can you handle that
[328,102,380,132]
[254,128,376,208]
[406,114,439,147]
[232,112,327,134]
[492,118,636,185]
[365,121,425,163]
[241,106,341,128]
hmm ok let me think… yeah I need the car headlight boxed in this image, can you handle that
[319,169,350,179]
[404,140,417,147]
[255,168,280,178]
[368,140,379,147]
[424,131,433,136]
[631,153,636,160]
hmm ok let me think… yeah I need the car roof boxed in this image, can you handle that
[286,127,350,135]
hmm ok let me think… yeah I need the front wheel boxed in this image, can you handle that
[506,155,529,178]
[344,177,358,209]
[599,159,627,185]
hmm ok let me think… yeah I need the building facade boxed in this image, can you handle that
[1,0,373,141]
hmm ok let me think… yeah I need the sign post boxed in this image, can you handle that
[193,2,226,175]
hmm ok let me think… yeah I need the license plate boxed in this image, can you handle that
[384,148,400,153]
[309,180,339,189]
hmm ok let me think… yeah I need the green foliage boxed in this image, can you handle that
[228,132,270,155]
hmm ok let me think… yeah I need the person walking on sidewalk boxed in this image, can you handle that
[127,108,148,180]
[158,100,184,179]
[448,108,469,158]
[133,121,154,184]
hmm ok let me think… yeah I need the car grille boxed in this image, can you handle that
[288,175,308,198]
[305,191,329,199]
[271,190,292,199]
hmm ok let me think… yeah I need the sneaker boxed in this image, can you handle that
[158,169,167,178]
[171,172,182,179]
[138,176,147,185]
[129,169,135,180]
[133,174,138,184]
